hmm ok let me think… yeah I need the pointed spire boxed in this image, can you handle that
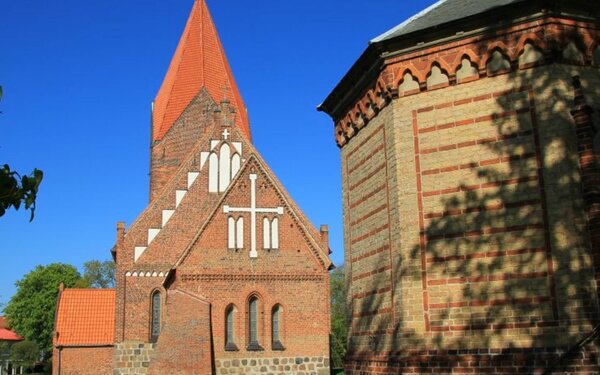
[152,0,251,142]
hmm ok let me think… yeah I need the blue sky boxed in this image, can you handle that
[0,0,436,304]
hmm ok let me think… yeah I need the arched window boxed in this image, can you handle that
[272,305,285,350]
[225,305,238,351]
[150,291,161,342]
[247,296,263,351]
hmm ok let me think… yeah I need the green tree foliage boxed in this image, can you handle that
[0,86,44,221]
[4,264,84,357]
[330,266,349,369]
[10,340,40,371]
[0,165,43,220]
[83,260,115,288]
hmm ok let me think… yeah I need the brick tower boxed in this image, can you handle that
[53,1,332,374]
[319,0,600,373]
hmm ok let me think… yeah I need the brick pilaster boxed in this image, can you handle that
[570,75,600,296]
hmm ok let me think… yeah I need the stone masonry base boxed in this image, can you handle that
[215,356,330,375]
[113,341,156,375]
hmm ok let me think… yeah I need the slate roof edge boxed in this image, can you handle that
[370,0,450,43]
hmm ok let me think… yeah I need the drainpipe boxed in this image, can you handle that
[56,346,62,375]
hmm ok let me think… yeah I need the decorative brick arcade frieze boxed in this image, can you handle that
[333,17,600,148]
[180,273,325,283]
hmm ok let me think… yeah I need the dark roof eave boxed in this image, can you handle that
[317,43,384,121]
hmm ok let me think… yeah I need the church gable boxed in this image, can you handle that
[176,154,331,273]
[131,105,253,269]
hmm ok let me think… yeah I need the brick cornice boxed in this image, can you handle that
[180,273,326,283]
[328,17,600,148]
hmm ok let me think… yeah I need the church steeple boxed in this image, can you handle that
[152,0,251,142]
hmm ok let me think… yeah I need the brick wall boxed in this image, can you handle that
[175,157,331,364]
[150,89,217,202]
[335,16,600,374]
[54,346,113,375]
[146,289,212,375]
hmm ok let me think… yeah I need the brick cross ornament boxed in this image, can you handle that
[223,174,284,258]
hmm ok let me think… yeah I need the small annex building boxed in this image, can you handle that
[53,1,332,374]
[319,0,600,373]
[54,288,115,374]
[0,317,24,375]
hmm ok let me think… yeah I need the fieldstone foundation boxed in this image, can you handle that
[215,356,330,375]
[113,341,156,375]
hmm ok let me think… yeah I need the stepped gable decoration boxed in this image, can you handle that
[152,0,250,142]
[131,109,249,266]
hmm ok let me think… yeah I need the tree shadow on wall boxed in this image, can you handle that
[350,24,600,374]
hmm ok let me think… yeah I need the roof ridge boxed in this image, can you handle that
[371,0,448,43]
[152,0,251,141]
[156,0,199,139]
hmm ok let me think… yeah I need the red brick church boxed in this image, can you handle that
[53,1,332,374]
[320,0,600,373]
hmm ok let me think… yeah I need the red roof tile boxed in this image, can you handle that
[54,289,115,346]
[0,317,23,341]
[0,329,22,341]
[153,0,250,141]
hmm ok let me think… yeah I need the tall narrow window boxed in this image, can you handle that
[208,152,219,193]
[228,217,244,249]
[236,217,244,248]
[263,217,271,249]
[247,296,263,351]
[262,217,279,250]
[228,217,236,249]
[219,144,231,192]
[271,218,279,249]
[231,153,241,179]
[225,305,238,351]
[272,305,285,350]
[150,291,161,342]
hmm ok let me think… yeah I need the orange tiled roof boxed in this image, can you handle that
[153,0,251,142]
[54,289,115,346]
[0,329,23,341]
[0,317,23,342]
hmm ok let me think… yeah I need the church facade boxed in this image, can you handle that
[53,1,332,374]
[320,0,600,373]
